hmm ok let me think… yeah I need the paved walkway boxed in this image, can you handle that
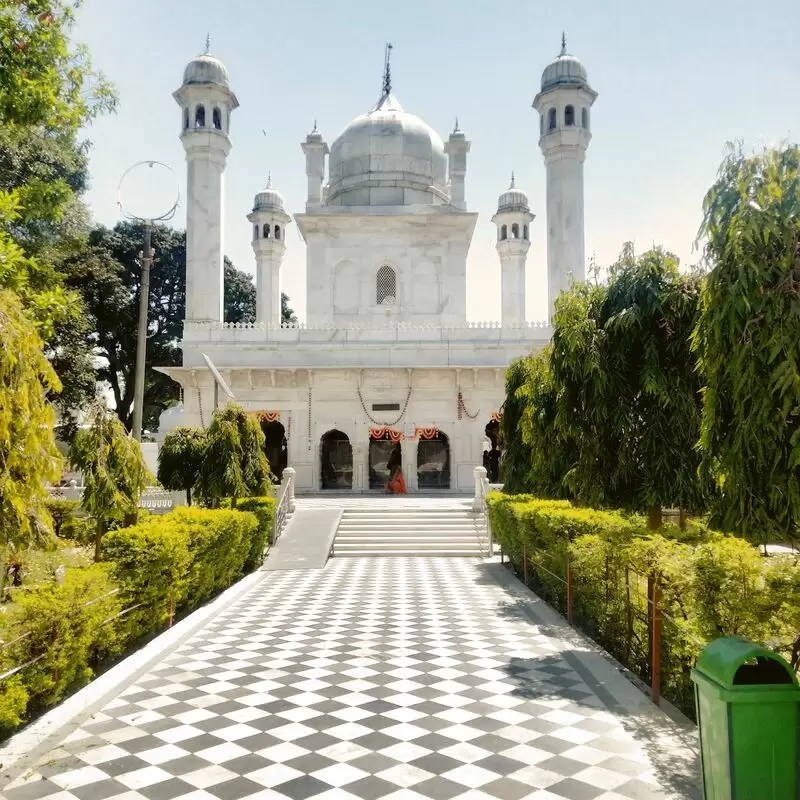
[2,559,700,800]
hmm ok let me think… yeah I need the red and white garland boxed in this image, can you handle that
[369,427,404,442]
[491,410,503,423]
[415,426,439,440]
[251,410,280,424]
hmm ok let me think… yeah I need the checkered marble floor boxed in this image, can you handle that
[3,559,697,800]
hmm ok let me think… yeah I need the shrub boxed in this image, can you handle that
[46,499,80,538]
[103,506,258,635]
[0,565,124,722]
[487,492,800,718]
[236,497,276,570]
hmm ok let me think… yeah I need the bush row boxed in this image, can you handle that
[487,493,800,717]
[0,499,275,739]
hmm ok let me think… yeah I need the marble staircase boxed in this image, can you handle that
[331,503,486,557]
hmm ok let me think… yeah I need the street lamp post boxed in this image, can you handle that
[117,161,180,441]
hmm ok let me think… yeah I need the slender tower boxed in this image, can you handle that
[301,121,328,211]
[248,176,291,327]
[533,34,597,319]
[173,43,238,322]
[492,174,535,324]
[444,119,471,211]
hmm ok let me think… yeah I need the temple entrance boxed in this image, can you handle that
[320,430,353,490]
[369,433,401,490]
[417,431,450,490]
[261,420,288,483]
[484,419,501,483]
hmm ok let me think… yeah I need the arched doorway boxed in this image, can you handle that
[261,420,287,483]
[417,431,450,490]
[320,430,353,490]
[369,432,401,490]
[484,419,501,484]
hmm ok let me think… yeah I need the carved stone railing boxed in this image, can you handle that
[46,486,184,514]
[185,319,552,332]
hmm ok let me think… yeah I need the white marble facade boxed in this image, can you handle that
[158,40,596,491]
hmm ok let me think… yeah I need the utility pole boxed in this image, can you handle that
[131,222,153,441]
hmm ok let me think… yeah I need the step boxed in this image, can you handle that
[333,549,482,558]
[337,523,480,531]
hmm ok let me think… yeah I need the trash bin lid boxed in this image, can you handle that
[693,636,798,689]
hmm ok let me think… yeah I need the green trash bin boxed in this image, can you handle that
[691,636,799,799]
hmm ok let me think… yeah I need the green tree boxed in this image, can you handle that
[63,224,277,433]
[69,401,149,560]
[157,427,206,505]
[694,143,800,545]
[499,357,534,493]
[0,289,62,566]
[550,245,707,526]
[282,292,297,324]
[197,404,270,507]
[518,346,574,499]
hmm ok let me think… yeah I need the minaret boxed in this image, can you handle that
[444,119,471,210]
[301,121,328,211]
[532,34,597,319]
[247,176,291,327]
[492,174,535,324]
[173,43,238,322]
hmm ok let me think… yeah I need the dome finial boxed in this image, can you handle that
[266,171,272,188]
[382,42,393,98]
[312,118,318,133]
[560,32,567,56]
[205,32,211,54]
[453,116,460,133]
[510,171,515,188]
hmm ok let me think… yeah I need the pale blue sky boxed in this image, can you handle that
[75,0,799,322]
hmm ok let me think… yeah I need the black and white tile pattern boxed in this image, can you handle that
[4,559,696,799]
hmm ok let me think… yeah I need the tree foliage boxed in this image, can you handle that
[69,402,149,560]
[197,404,270,507]
[548,245,707,524]
[694,143,800,543]
[499,357,534,493]
[0,290,62,559]
[518,346,574,499]
[157,426,206,505]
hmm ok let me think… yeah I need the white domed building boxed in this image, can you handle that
[159,40,597,492]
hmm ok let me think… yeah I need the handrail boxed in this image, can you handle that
[273,468,296,545]
[472,467,493,557]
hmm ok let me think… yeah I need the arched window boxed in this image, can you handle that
[212,107,222,130]
[511,223,519,239]
[254,224,259,239]
[523,224,529,240]
[183,108,190,130]
[195,105,205,128]
[500,224,507,241]
[274,225,281,240]
[582,107,589,129]
[565,105,575,126]
[263,224,270,239]
[376,265,396,305]
[548,108,557,131]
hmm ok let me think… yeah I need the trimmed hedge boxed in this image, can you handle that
[487,493,800,717]
[104,507,258,636]
[0,506,261,739]
[236,497,276,571]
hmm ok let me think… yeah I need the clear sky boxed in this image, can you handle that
[74,0,799,323]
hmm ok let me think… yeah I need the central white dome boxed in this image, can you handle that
[326,94,449,207]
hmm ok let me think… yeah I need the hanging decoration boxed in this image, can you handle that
[358,385,412,426]
[370,426,404,442]
[249,410,280,423]
[490,410,503,423]
[457,389,480,420]
[415,426,439,440]
[307,387,312,450]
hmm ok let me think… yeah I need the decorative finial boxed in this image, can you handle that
[453,116,460,133]
[205,33,211,54]
[312,118,318,133]
[382,42,393,97]
[510,171,515,188]
[560,32,567,56]
[266,171,272,188]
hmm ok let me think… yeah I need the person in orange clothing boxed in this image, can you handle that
[385,443,406,494]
